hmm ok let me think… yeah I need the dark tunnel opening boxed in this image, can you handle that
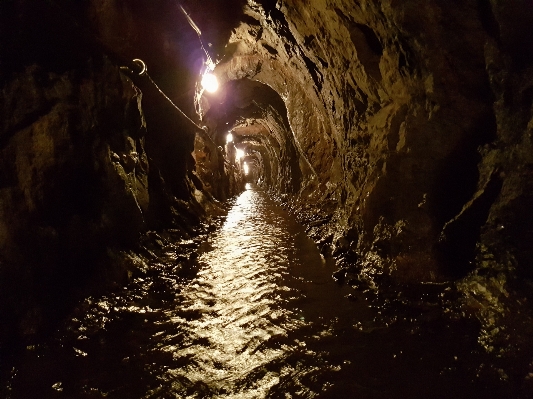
[200,78,303,196]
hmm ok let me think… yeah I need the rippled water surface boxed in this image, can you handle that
[3,186,515,398]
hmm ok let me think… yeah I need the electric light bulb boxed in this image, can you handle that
[201,72,219,93]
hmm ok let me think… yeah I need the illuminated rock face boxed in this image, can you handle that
[199,0,533,288]
[0,0,532,352]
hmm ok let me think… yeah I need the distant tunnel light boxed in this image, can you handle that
[235,148,245,161]
[243,162,249,175]
[226,133,233,143]
[201,72,219,93]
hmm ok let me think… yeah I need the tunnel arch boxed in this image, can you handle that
[199,77,306,195]
[192,0,512,284]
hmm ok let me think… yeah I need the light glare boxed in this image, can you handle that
[226,133,233,143]
[201,72,219,93]
[243,163,249,175]
[235,148,244,161]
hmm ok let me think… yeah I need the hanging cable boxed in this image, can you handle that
[128,59,208,134]
[178,4,215,69]
[45,0,214,139]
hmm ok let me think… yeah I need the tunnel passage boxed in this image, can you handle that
[196,1,497,284]
[198,78,305,196]
[2,1,533,394]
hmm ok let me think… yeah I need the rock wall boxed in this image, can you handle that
[196,0,533,359]
[0,0,234,346]
[0,58,147,341]
[200,0,533,285]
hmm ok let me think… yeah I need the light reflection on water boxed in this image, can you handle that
[3,186,512,399]
[157,186,360,397]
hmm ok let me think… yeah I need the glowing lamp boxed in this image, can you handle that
[226,133,233,143]
[201,72,219,93]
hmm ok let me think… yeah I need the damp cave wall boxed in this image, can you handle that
[0,0,242,346]
[197,0,533,355]
[201,0,533,289]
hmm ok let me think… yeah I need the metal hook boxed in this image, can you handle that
[132,58,147,76]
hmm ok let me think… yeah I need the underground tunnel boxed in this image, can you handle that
[1,0,533,397]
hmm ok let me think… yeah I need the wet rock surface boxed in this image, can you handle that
[0,57,149,344]
[0,0,236,352]
[198,0,533,376]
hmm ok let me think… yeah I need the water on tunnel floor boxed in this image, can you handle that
[1,185,517,398]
